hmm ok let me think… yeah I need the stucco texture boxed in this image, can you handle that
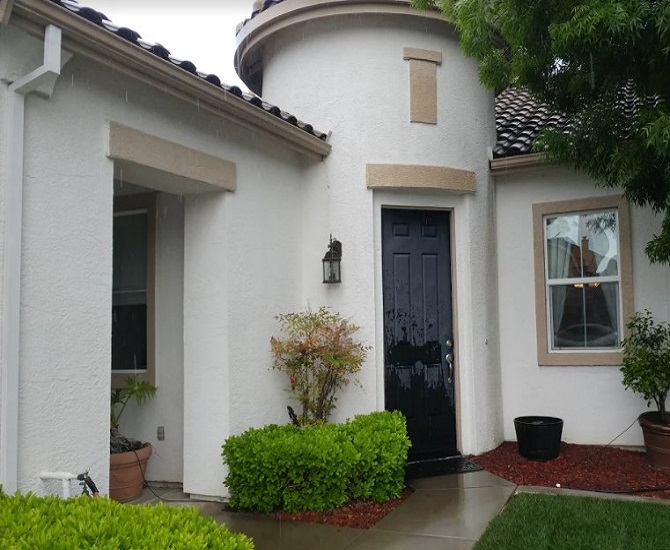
[495,166,670,446]
[4,24,316,496]
[254,8,502,454]
[11,0,666,503]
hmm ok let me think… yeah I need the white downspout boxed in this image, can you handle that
[1,24,62,494]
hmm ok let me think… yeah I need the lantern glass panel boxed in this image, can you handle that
[323,259,341,283]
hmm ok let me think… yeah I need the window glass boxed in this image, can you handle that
[112,211,148,372]
[544,210,621,350]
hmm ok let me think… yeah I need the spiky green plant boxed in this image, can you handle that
[110,376,157,430]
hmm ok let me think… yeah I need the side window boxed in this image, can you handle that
[533,196,632,366]
[112,194,155,387]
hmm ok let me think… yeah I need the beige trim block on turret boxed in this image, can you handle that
[366,163,475,193]
[403,47,442,124]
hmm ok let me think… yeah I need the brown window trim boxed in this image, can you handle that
[532,195,633,366]
[112,192,156,388]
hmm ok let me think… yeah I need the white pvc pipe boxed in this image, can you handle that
[1,24,62,495]
[39,471,77,499]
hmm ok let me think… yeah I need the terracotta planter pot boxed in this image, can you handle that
[109,444,152,502]
[639,411,670,470]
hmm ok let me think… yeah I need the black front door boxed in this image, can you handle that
[382,209,457,461]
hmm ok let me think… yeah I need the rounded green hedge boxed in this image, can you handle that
[0,491,253,549]
[222,410,411,513]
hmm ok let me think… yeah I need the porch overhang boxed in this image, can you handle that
[10,0,332,160]
[108,123,236,195]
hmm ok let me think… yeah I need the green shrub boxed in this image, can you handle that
[0,490,253,549]
[621,310,670,422]
[222,411,410,513]
[345,410,411,501]
[223,423,358,513]
[222,424,287,513]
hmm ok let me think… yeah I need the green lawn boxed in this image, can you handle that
[475,492,670,550]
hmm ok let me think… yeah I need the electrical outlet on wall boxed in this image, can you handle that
[157,426,165,441]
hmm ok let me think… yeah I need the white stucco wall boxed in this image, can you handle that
[2,19,317,497]
[16,0,667,502]
[495,166,670,446]
[183,145,307,498]
[18,65,113,495]
[0,28,14,461]
[80,58,312,498]
[224,151,307,434]
[246,8,502,454]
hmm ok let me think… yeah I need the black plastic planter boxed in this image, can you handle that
[514,416,563,461]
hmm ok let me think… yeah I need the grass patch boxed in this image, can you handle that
[475,492,670,550]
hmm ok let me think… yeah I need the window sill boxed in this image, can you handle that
[538,350,623,367]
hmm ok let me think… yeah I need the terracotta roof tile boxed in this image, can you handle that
[494,88,569,158]
[245,0,284,24]
[494,84,663,158]
[52,0,329,142]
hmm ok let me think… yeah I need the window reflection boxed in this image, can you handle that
[545,210,620,350]
[112,211,148,372]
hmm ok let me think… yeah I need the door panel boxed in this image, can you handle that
[382,209,457,460]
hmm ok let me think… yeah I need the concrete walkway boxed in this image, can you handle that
[135,471,516,549]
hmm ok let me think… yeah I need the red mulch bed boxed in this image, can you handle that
[269,442,670,530]
[475,441,670,499]
[273,488,412,530]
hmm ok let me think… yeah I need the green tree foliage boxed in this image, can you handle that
[414,0,670,263]
[270,307,369,425]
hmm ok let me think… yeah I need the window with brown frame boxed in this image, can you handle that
[533,196,633,366]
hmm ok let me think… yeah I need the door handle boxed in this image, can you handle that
[446,352,454,383]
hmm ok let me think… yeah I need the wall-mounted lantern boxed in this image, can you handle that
[322,235,342,284]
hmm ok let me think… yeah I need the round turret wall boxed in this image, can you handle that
[236,2,493,167]
[236,0,503,455]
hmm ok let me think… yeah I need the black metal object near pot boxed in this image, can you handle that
[514,416,563,461]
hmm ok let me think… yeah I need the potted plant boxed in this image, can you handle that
[110,376,157,501]
[621,310,670,469]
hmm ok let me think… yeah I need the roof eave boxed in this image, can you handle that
[490,152,547,175]
[10,0,331,160]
